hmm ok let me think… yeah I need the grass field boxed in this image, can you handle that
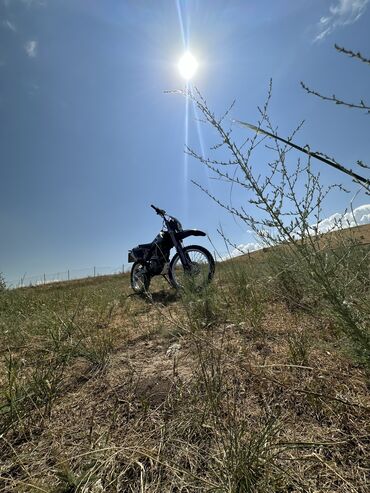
[0,227,369,492]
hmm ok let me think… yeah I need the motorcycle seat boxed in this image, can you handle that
[138,242,152,249]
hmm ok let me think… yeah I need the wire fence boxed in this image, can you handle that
[3,250,249,290]
[7,265,126,289]
[4,250,250,289]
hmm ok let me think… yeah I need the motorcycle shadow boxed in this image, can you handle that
[141,289,180,306]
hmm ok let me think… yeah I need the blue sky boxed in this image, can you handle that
[0,0,369,284]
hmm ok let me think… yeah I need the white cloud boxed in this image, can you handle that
[24,40,38,57]
[3,0,46,5]
[316,203,370,233]
[21,0,46,6]
[3,19,16,32]
[315,0,369,41]
[223,204,370,259]
[224,242,263,260]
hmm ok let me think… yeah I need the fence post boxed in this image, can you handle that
[68,269,70,281]
[122,264,124,274]
[43,273,46,285]
[93,266,96,277]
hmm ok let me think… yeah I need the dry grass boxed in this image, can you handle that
[0,252,369,492]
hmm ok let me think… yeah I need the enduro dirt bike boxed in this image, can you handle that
[128,205,215,293]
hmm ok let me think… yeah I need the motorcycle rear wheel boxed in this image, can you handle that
[169,245,215,290]
[130,262,150,294]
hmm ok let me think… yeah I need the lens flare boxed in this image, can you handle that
[178,52,198,80]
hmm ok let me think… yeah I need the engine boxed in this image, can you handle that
[148,256,165,275]
[147,232,171,275]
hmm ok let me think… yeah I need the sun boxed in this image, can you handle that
[178,52,198,80]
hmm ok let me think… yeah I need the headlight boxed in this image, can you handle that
[169,217,182,231]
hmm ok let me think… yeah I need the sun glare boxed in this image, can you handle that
[178,52,198,80]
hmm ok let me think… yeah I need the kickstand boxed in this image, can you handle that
[162,274,172,286]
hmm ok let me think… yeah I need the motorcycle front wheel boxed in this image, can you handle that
[169,245,215,290]
[130,262,150,294]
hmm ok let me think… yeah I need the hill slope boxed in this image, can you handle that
[0,235,369,492]
[230,222,370,261]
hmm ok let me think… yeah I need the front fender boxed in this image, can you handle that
[175,229,206,241]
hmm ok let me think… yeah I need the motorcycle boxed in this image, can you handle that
[128,205,215,293]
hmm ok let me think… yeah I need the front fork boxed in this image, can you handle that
[170,233,191,271]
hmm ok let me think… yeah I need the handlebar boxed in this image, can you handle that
[150,204,166,216]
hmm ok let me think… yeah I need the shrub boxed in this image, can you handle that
[178,74,370,367]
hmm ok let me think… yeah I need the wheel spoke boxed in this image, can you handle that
[131,264,148,292]
[171,248,213,289]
